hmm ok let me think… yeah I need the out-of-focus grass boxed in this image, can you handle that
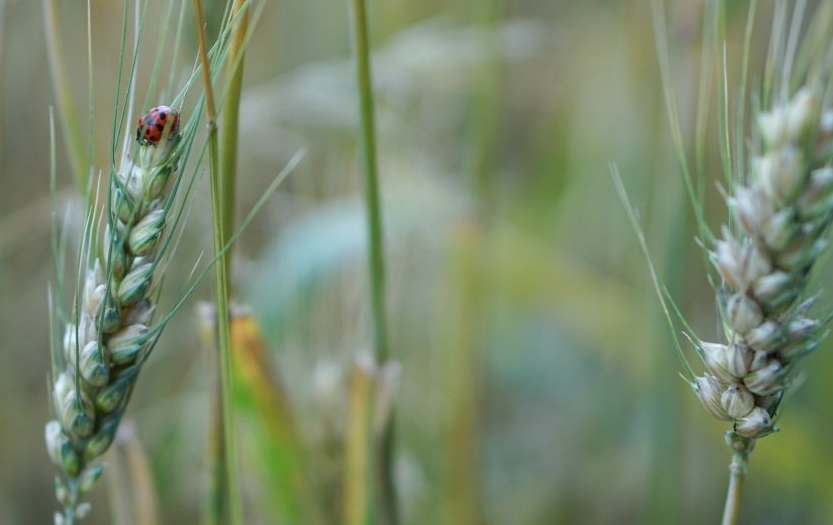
[4,0,833,524]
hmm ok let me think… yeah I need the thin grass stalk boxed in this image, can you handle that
[205,1,250,522]
[191,1,241,523]
[206,377,228,525]
[348,0,387,363]
[344,355,377,525]
[345,1,397,524]
[347,0,390,520]
[43,0,88,195]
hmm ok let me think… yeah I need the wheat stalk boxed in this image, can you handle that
[45,112,184,525]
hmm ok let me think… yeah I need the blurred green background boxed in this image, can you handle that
[3,0,833,523]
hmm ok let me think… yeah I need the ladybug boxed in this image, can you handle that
[136,105,180,145]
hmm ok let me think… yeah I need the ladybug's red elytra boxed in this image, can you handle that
[136,105,180,145]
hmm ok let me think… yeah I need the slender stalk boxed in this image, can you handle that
[219,0,249,278]
[721,451,748,525]
[42,0,87,195]
[205,380,228,525]
[344,356,376,525]
[191,1,241,524]
[347,0,388,363]
[346,0,397,523]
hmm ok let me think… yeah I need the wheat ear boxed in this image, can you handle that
[694,86,833,443]
[689,85,833,524]
[45,114,183,525]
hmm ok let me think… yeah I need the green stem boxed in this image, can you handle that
[206,384,228,525]
[347,0,388,364]
[346,1,397,523]
[192,1,241,524]
[721,451,749,525]
[343,358,376,525]
[218,0,248,280]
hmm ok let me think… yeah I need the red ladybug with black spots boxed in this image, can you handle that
[136,105,180,145]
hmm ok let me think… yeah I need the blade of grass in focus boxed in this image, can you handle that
[191,0,240,523]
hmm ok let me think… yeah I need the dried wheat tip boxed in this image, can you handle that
[694,375,732,421]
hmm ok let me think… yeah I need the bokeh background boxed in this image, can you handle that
[2,0,833,523]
